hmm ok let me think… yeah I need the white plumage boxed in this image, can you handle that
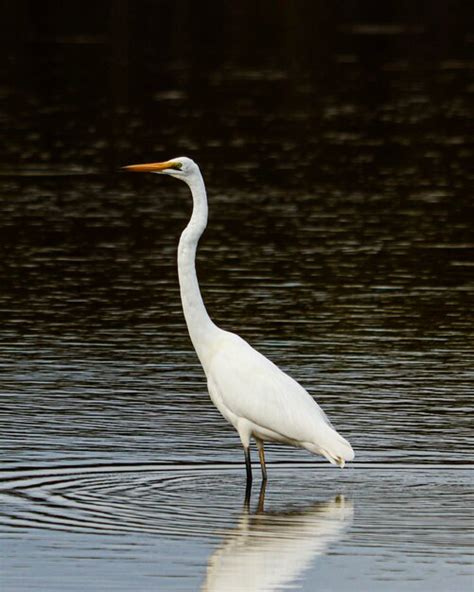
[124,156,354,482]
[207,331,353,466]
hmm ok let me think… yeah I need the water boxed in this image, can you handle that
[1,464,472,590]
[1,3,473,591]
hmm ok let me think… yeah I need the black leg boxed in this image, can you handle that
[244,445,252,485]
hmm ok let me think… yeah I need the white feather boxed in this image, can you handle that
[207,331,354,464]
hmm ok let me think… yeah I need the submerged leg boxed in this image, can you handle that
[256,438,268,481]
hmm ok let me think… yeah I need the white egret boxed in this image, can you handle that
[124,157,354,484]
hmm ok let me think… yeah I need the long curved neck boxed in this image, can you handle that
[178,172,219,364]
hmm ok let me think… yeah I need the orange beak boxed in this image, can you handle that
[122,160,179,173]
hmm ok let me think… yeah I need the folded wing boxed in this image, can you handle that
[208,333,354,465]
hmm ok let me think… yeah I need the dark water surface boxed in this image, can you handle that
[1,2,473,591]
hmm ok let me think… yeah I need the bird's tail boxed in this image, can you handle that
[308,424,355,468]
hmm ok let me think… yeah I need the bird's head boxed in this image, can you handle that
[123,156,199,183]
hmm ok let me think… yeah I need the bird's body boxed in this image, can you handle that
[206,329,353,465]
[125,156,354,483]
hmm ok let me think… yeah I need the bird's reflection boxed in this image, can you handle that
[202,482,353,592]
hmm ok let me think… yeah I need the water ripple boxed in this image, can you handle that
[1,462,472,547]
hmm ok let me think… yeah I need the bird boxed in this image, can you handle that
[124,156,354,485]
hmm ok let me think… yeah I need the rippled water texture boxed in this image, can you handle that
[1,3,473,591]
[1,463,472,591]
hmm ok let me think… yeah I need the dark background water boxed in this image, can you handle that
[0,2,473,591]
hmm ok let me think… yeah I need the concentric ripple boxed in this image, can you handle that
[0,463,253,538]
[1,462,472,545]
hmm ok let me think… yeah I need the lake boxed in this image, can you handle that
[0,3,473,590]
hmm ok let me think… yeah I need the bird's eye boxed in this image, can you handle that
[169,162,183,170]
